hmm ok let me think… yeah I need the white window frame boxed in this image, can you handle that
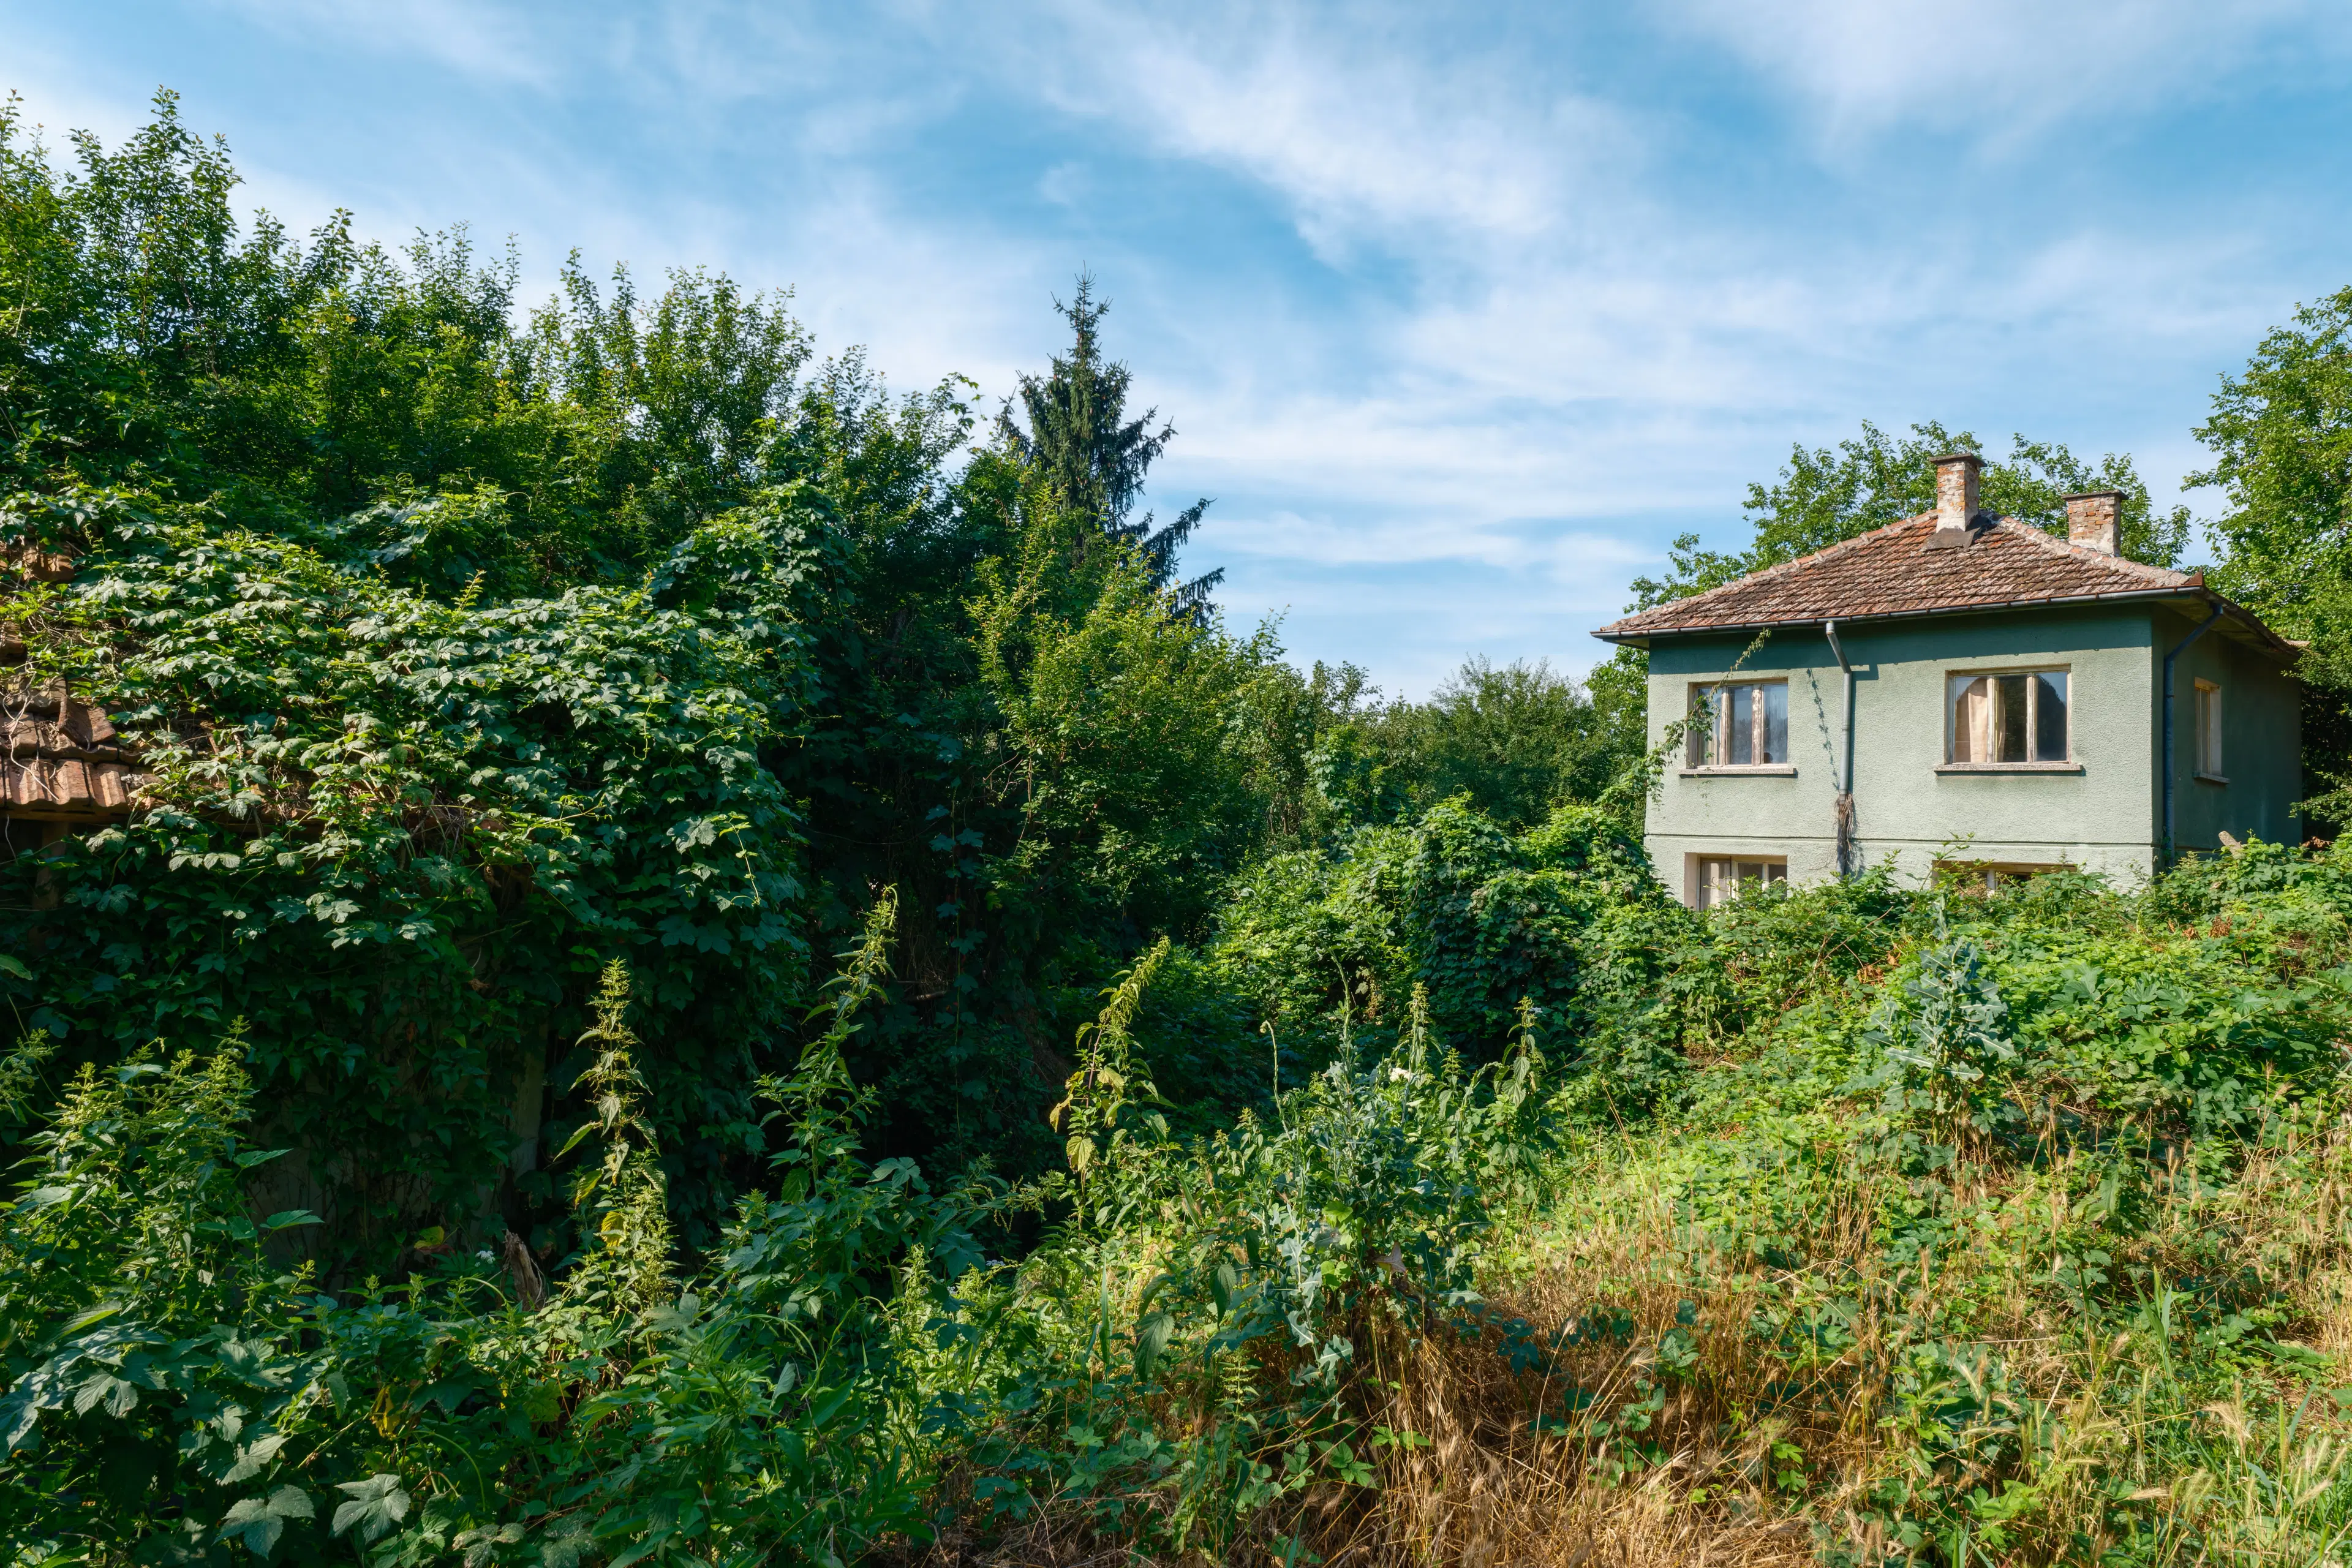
[1686,679,1792,771]
[1934,859,2070,894]
[1942,665,2074,769]
[2194,679,2225,782]
[1694,854,1787,910]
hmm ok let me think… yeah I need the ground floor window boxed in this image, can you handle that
[1934,859,2067,894]
[1697,855,1786,909]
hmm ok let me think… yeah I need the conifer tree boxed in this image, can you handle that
[997,272,1221,615]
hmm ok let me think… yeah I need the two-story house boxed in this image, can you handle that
[1591,453,2302,907]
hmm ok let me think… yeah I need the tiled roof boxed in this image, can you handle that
[3,540,141,822]
[2,677,142,819]
[1594,512,2220,642]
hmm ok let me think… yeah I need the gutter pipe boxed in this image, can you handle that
[1824,620,1856,875]
[2162,603,2226,866]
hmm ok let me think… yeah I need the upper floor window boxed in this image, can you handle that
[2195,679,2224,779]
[1947,669,2068,764]
[1689,680,1788,767]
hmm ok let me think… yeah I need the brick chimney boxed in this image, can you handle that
[1932,452,1983,536]
[2062,490,2122,556]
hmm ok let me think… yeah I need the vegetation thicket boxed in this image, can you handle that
[12,95,2352,1567]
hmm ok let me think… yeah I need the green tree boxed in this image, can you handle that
[1378,657,1624,831]
[2191,284,2352,823]
[995,273,1220,614]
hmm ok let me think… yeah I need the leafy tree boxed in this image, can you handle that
[1374,657,1625,831]
[1264,656,1651,836]
[2192,284,2352,824]
[995,273,1221,615]
[2192,285,2352,615]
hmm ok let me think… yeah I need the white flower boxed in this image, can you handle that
[1390,1067,1412,1082]
[477,1250,496,1262]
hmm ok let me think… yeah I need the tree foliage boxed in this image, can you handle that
[994,273,1220,615]
[2192,284,2352,823]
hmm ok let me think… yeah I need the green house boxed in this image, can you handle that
[1592,453,2302,907]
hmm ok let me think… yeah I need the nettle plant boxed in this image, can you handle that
[944,979,1555,1559]
[0,897,996,1566]
[1851,907,2021,1148]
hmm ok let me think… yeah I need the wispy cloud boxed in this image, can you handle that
[1660,0,2352,147]
[210,0,563,86]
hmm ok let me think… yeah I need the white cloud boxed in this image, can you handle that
[1659,0,2351,146]
[1007,1,1640,256]
[209,0,562,86]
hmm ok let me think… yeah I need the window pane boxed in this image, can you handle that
[1729,685,1754,764]
[2034,671,2068,761]
[2199,685,2223,774]
[1762,682,1788,763]
[1689,688,1716,766]
[1950,676,1989,763]
[1996,674,2030,762]
[1765,862,1786,884]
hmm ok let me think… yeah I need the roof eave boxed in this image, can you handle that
[1591,584,2301,662]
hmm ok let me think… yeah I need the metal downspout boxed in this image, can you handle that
[2162,602,2226,867]
[1825,620,1855,875]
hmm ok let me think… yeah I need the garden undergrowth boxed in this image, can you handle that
[12,839,2352,1566]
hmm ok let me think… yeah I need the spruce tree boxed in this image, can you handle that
[998,272,1221,615]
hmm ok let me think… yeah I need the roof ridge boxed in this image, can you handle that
[1592,505,2227,643]
[1989,515,2192,587]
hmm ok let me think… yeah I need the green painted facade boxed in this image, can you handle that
[1630,601,2301,902]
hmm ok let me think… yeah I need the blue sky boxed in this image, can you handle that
[9,2,2352,695]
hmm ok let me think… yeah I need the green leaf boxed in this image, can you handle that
[1134,1309,1175,1379]
[0,954,29,979]
[331,1473,411,1544]
[553,1120,600,1161]
[58,1300,123,1336]
[224,1430,288,1483]
[219,1485,313,1556]
[263,1209,322,1231]
[537,1515,596,1568]
[73,1372,137,1418]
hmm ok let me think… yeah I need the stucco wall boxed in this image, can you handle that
[2155,604,2302,854]
[1636,603,2298,901]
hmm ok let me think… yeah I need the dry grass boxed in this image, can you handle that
[918,1115,2352,1567]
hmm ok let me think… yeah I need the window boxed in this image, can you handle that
[1936,859,2067,895]
[1687,680,1789,767]
[1696,856,1786,909]
[2195,679,2223,779]
[1947,669,2068,764]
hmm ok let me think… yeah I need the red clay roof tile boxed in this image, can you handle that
[2,684,143,820]
[1594,512,2214,641]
